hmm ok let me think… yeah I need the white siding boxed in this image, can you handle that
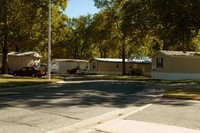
[51,59,89,74]
[152,72,200,80]
[89,70,122,75]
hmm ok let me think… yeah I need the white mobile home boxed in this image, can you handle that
[0,51,41,72]
[51,59,89,74]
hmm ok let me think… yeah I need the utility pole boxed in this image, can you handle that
[48,0,51,79]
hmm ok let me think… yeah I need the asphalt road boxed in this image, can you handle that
[0,76,162,133]
[125,98,200,130]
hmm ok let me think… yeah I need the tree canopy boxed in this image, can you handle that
[1,0,200,74]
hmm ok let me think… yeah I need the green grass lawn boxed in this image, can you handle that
[0,74,62,88]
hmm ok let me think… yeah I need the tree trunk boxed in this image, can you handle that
[162,42,168,50]
[1,26,9,74]
[1,44,8,74]
[1,5,9,74]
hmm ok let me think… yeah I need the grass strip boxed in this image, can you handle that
[0,74,62,88]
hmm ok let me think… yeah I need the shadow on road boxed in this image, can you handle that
[0,77,195,109]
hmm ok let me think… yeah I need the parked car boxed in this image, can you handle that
[11,67,46,77]
[130,69,143,75]
[67,68,79,74]
[76,69,89,75]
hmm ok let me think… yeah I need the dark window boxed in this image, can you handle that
[156,57,163,68]
[29,67,34,71]
[92,63,96,69]
[116,63,119,68]
[21,67,26,71]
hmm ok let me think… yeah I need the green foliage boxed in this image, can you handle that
[123,0,200,51]
[1,0,200,74]
[150,0,200,50]
[63,15,94,59]
[0,0,68,73]
[88,10,118,58]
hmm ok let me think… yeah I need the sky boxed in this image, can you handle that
[64,0,100,18]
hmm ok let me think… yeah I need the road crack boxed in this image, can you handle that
[42,112,82,120]
[0,120,34,127]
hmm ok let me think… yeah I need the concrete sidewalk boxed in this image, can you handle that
[47,100,200,133]
[93,119,200,133]
[46,94,200,133]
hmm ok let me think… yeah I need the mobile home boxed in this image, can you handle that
[0,51,41,72]
[51,59,89,74]
[90,58,151,75]
[152,50,200,80]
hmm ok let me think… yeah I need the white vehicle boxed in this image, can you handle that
[76,69,89,75]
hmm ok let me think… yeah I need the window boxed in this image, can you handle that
[156,57,163,68]
[116,63,119,68]
[92,63,96,69]
[21,67,27,71]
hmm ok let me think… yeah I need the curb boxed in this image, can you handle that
[46,104,152,133]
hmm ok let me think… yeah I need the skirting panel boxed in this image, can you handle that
[89,70,122,75]
[151,72,200,80]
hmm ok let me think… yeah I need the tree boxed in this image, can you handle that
[0,0,68,74]
[88,10,118,58]
[0,0,28,73]
[151,0,200,50]
[65,15,94,59]
[94,0,128,75]
[122,0,200,52]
